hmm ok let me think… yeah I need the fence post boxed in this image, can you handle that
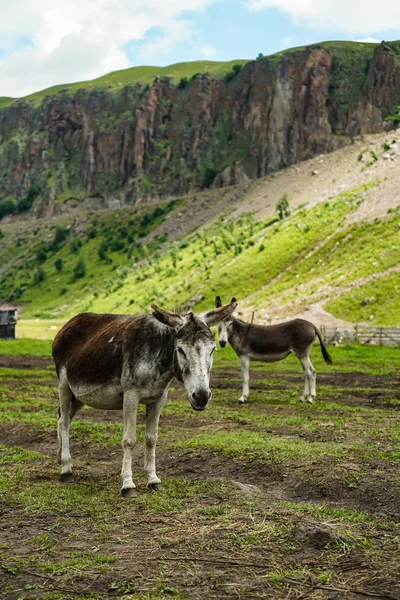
[379,327,383,345]
[355,323,359,344]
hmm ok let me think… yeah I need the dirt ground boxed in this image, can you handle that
[1,354,400,599]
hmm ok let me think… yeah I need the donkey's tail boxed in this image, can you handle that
[315,327,333,364]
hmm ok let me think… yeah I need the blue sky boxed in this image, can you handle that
[0,0,399,97]
[126,1,394,66]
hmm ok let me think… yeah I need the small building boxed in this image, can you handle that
[0,306,17,339]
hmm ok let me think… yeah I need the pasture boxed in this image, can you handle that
[1,341,400,599]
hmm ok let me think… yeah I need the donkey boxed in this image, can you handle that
[215,297,332,404]
[52,299,237,497]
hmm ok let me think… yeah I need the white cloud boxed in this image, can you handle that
[247,0,400,34]
[200,43,217,57]
[356,37,382,44]
[0,0,217,97]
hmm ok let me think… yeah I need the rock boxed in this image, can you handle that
[1,42,400,211]
[232,481,263,494]
[361,296,376,306]
[290,526,341,549]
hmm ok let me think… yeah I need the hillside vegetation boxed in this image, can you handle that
[0,59,250,108]
[1,166,399,326]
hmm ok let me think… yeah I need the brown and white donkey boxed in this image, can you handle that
[52,299,237,496]
[215,296,332,404]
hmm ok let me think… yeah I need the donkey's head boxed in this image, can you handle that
[215,296,235,348]
[151,299,237,411]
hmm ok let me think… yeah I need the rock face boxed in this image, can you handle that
[1,42,400,216]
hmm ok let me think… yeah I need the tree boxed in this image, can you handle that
[17,185,40,213]
[178,77,189,89]
[276,193,291,220]
[54,226,69,245]
[385,106,400,125]
[73,258,86,280]
[54,258,63,273]
[203,167,219,188]
[0,199,16,220]
[256,52,264,60]
[33,267,46,285]
[36,246,47,264]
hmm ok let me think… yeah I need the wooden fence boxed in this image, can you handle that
[320,325,400,347]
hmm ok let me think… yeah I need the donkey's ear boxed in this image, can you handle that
[215,296,222,308]
[202,297,238,327]
[151,305,184,330]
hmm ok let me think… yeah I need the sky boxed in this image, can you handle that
[0,0,399,98]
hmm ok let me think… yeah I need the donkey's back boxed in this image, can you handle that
[52,312,143,383]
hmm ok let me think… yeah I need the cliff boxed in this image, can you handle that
[1,41,400,217]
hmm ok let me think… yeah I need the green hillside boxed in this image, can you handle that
[0,59,250,108]
[1,178,399,325]
[0,39,382,109]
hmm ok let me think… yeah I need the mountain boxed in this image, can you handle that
[1,128,399,327]
[1,41,400,219]
[1,41,400,328]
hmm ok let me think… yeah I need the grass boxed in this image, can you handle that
[0,59,250,108]
[0,344,399,598]
[0,338,52,356]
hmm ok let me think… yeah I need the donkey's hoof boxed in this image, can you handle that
[148,482,163,492]
[121,487,138,498]
[60,472,74,483]
[307,397,314,404]
[237,398,246,404]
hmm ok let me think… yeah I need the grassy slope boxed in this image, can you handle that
[0,39,382,110]
[1,178,399,326]
[0,59,249,108]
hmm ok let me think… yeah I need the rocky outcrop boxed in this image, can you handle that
[1,41,400,216]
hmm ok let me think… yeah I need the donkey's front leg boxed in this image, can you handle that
[238,355,250,403]
[58,379,83,482]
[144,393,167,491]
[121,390,140,497]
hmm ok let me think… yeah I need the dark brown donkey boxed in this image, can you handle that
[52,299,237,496]
[215,297,332,404]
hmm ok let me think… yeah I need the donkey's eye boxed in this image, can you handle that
[176,347,186,357]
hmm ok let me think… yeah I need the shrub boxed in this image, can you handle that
[73,258,86,280]
[202,167,219,188]
[178,77,189,89]
[33,267,46,285]
[382,141,391,151]
[87,227,97,239]
[0,198,16,220]
[276,193,291,220]
[225,64,242,83]
[54,258,63,273]
[98,244,109,261]
[36,246,47,264]
[17,185,40,214]
[54,225,69,246]
[385,105,400,124]
[70,240,81,254]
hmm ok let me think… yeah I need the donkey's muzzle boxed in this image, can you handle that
[219,341,227,348]
[190,389,212,411]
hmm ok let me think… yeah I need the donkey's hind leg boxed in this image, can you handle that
[238,355,250,403]
[57,376,83,482]
[297,353,316,403]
